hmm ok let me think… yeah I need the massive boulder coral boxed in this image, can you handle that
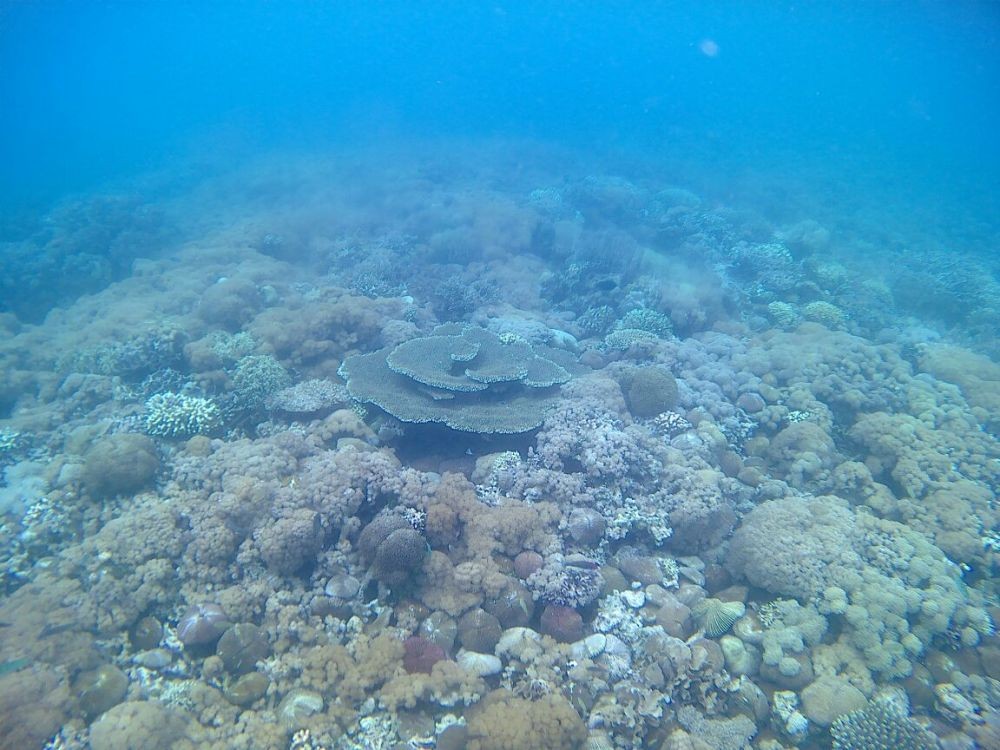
[339,324,573,433]
[728,495,992,678]
[830,695,941,750]
[917,343,1000,432]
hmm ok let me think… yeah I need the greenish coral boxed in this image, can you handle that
[625,366,679,418]
[64,326,186,378]
[0,429,27,463]
[209,331,257,363]
[144,392,222,437]
[0,429,21,452]
[729,495,993,679]
[752,599,827,673]
[576,305,616,336]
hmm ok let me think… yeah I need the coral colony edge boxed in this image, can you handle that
[0,149,997,750]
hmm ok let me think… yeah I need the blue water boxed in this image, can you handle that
[2,2,997,214]
[1,3,999,750]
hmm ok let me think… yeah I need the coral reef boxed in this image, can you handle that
[0,147,995,750]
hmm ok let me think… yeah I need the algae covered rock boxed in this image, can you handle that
[224,672,269,707]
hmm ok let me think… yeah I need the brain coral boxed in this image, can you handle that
[625,365,679,418]
[359,512,428,585]
[339,324,574,433]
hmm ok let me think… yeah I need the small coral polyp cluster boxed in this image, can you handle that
[0,153,997,750]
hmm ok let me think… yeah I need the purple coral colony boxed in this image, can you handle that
[1,11,1000,750]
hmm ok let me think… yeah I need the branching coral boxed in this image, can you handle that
[830,695,940,750]
[728,495,992,678]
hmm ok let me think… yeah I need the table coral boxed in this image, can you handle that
[339,324,572,433]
